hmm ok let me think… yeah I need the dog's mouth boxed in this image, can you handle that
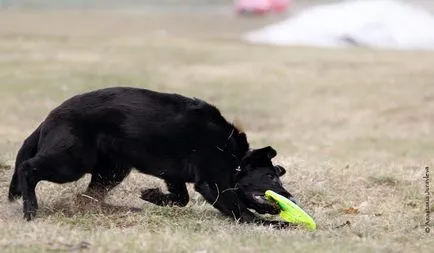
[250,192,302,215]
[252,194,269,205]
[250,193,280,215]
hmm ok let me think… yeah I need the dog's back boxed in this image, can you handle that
[47,87,213,128]
[36,87,245,178]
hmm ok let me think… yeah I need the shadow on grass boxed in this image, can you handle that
[38,193,227,231]
[41,194,143,217]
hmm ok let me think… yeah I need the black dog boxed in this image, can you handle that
[8,87,297,227]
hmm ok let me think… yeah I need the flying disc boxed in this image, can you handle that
[265,190,317,231]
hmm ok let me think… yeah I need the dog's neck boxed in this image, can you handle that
[215,126,250,171]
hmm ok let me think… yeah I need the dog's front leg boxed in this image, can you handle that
[141,178,189,207]
[194,182,240,218]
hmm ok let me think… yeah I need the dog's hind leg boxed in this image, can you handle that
[17,152,86,221]
[141,178,189,207]
[16,159,40,220]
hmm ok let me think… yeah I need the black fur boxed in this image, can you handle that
[8,87,294,228]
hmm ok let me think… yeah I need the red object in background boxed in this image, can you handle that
[235,0,291,15]
[270,0,291,13]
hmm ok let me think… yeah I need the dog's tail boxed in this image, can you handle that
[8,125,41,201]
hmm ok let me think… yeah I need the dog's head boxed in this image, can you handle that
[235,146,298,215]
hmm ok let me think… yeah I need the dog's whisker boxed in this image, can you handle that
[221,187,239,193]
[212,184,220,206]
[227,128,235,140]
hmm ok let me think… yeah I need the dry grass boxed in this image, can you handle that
[0,9,433,253]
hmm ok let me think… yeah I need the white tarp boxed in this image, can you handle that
[243,0,434,50]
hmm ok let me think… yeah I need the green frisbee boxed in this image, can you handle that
[265,190,317,231]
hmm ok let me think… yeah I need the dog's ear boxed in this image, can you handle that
[240,146,277,168]
[254,146,276,159]
[274,165,286,177]
[264,146,277,159]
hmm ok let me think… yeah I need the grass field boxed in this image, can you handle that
[0,8,433,253]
